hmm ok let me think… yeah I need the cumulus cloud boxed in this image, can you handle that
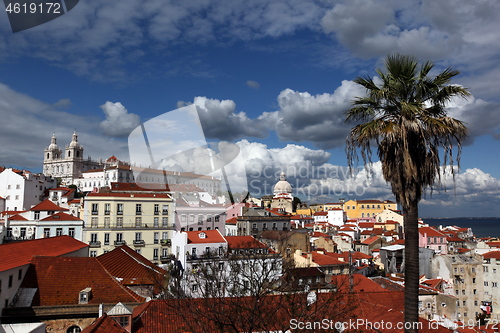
[190,96,272,141]
[267,81,365,149]
[99,101,141,137]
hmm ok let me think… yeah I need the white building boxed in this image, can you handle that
[171,230,281,298]
[0,168,56,211]
[327,208,346,226]
[4,199,84,241]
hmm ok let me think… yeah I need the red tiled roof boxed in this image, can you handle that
[8,214,28,221]
[225,217,238,225]
[40,212,82,221]
[81,313,128,333]
[97,245,165,285]
[186,229,226,244]
[313,211,328,216]
[483,251,500,259]
[486,241,500,248]
[418,226,446,237]
[340,251,372,261]
[304,251,346,266]
[30,199,68,211]
[311,231,331,238]
[361,235,381,245]
[358,222,375,228]
[0,236,88,272]
[21,256,143,306]
[331,274,386,292]
[226,236,269,250]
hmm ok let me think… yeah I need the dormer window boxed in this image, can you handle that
[199,232,206,239]
[79,287,92,304]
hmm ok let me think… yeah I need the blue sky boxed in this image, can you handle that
[1,0,500,217]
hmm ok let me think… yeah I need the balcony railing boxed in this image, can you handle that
[133,240,145,247]
[161,239,171,247]
[114,240,126,246]
[89,241,101,248]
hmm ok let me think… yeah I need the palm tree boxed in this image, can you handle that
[345,54,469,332]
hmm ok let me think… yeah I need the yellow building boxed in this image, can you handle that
[343,199,397,219]
[83,192,175,263]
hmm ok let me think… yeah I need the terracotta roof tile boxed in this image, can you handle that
[97,245,165,285]
[30,199,68,211]
[0,236,88,272]
[225,236,268,250]
[81,314,128,333]
[186,229,226,244]
[21,256,144,306]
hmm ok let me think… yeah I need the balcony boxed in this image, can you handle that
[161,239,171,247]
[133,240,145,247]
[91,211,98,215]
[89,241,101,248]
[114,240,127,246]
[160,255,174,263]
[162,210,168,215]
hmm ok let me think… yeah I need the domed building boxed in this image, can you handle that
[271,171,294,213]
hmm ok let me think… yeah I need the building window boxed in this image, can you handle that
[90,251,97,257]
[44,228,50,238]
[116,217,123,228]
[198,215,204,225]
[154,217,159,227]
[104,203,110,215]
[34,211,40,220]
[18,269,22,280]
[493,282,498,287]
[104,233,110,245]
[116,233,123,243]
[56,228,63,236]
[135,204,142,215]
[91,217,98,228]
[154,204,159,215]
[484,266,489,272]
[8,275,13,288]
[162,232,168,240]
[135,217,142,228]
[485,281,489,286]
[117,203,123,215]
[69,228,75,238]
[91,203,98,215]
[135,232,142,241]
[462,290,465,295]
[215,215,220,222]
[154,232,159,244]
[162,205,169,215]
[104,217,110,228]
[153,248,159,260]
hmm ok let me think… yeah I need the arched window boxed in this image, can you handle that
[68,151,71,158]
[66,325,81,333]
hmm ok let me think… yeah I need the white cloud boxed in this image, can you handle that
[191,96,271,141]
[246,80,260,89]
[269,81,365,149]
[99,101,141,138]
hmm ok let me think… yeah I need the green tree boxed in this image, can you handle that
[346,54,469,332]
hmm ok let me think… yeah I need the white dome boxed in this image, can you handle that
[273,172,292,194]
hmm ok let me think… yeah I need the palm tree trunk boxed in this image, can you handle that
[404,203,420,333]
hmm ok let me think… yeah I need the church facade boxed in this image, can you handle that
[43,132,103,185]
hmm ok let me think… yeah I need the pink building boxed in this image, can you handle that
[418,226,448,254]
